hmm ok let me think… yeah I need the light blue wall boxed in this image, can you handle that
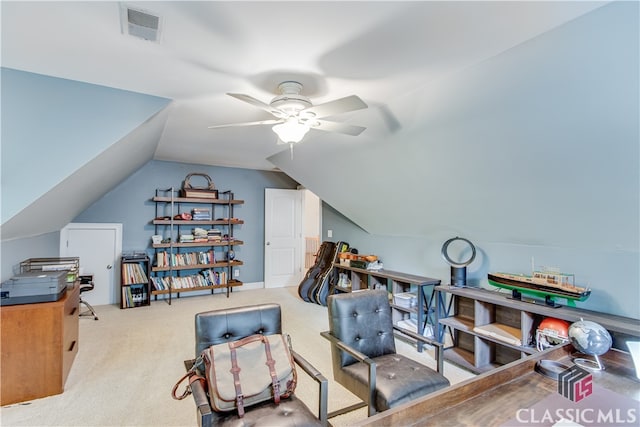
[0,68,170,223]
[72,160,298,284]
[323,203,639,320]
[320,2,640,321]
[0,232,60,279]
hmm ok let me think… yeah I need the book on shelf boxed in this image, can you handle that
[122,284,147,308]
[191,209,212,220]
[203,269,227,286]
[154,250,215,267]
[122,263,148,285]
[473,323,522,346]
[151,276,168,291]
[150,269,228,291]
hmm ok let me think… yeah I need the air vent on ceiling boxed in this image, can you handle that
[120,4,162,42]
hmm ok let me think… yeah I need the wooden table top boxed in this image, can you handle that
[355,344,639,426]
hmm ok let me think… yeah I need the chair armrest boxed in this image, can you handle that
[191,376,213,427]
[320,331,375,365]
[291,350,328,426]
[183,360,213,427]
[392,325,445,374]
[321,331,377,416]
[291,349,325,381]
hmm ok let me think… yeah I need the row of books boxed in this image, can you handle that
[122,262,149,285]
[179,234,209,243]
[122,284,147,308]
[191,208,211,220]
[151,269,228,290]
[155,250,216,267]
[177,227,223,242]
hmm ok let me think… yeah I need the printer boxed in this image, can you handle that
[0,271,68,306]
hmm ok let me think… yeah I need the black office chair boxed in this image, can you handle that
[185,303,328,426]
[78,275,98,320]
[321,289,450,418]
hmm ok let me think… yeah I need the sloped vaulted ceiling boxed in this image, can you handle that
[2,1,636,250]
[269,2,639,254]
[1,1,608,172]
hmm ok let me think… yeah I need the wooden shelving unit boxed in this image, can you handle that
[331,263,441,352]
[120,254,151,309]
[150,188,244,304]
[436,285,640,374]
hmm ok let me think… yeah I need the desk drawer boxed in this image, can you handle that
[62,285,80,382]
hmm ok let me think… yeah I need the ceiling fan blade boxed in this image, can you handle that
[208,119,283,129]
[303,95,368,119]
[227,93,285,117]
[311,120,366,136]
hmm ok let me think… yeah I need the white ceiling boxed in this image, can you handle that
[2,1,607,171]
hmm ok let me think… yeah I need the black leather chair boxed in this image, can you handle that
[321,289,450,418]
[187,303,328,426]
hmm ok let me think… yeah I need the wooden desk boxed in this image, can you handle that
[355,344,639,426]
[1,284,79,405]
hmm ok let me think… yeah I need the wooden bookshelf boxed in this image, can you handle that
[150,188,244,304]
[120,254,151,309]
[436,285,640,374]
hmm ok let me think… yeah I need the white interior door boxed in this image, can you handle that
[60,223,122,305]
[264,189,302,288]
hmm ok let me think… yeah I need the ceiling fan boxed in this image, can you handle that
[208,81,368,144]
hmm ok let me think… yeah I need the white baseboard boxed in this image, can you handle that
[236,281,264,291]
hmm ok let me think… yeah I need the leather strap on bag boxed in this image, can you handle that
[227,334,284,417]
[228,343,245,417]
[228,335,264,417]
[262,335,281,405]
[171,359,206,401]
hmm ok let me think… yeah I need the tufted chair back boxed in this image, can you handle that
[195,303,281,356]
[327,290,396,367]
[323,289,450,417]
[190,303,328,426]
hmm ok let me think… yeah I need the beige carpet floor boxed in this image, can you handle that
[0,286,474,426]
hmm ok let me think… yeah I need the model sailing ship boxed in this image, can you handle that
[488,266,591,307]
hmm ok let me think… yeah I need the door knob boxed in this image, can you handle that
[266,242,271,245]
[107,265,112,269]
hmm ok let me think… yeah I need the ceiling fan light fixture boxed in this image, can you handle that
[211,82,368,143]
[270,82,312,114]
[272,118,310,143]
[270,96,311,113]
